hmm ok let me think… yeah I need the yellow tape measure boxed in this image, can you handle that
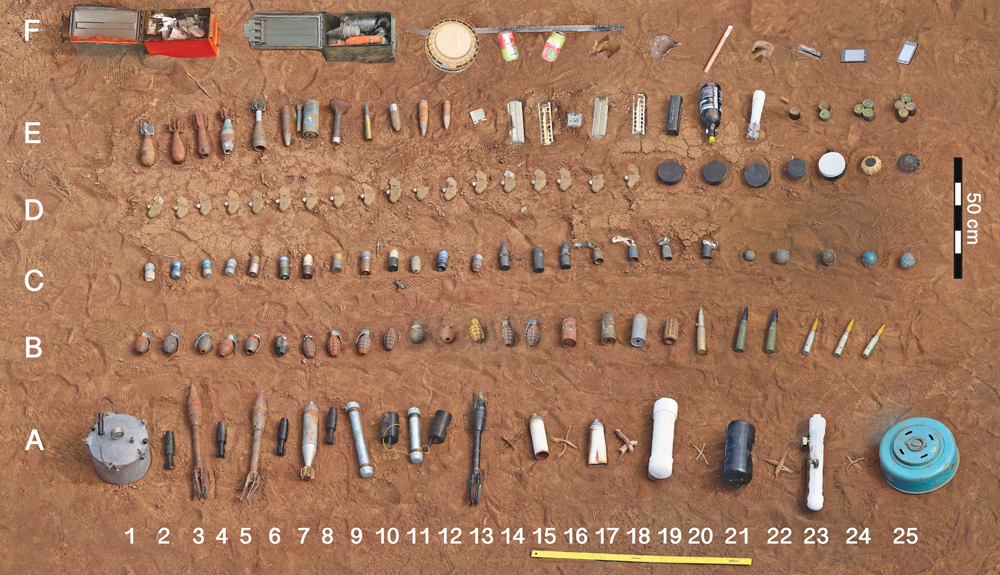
[531,549,752,566]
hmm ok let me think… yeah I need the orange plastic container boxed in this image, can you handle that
[62,5,219,59]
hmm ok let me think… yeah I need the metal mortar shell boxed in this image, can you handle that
[281,105,293,146]
[360,251,372,275]
[600,312,617,345]
[144,263,155,282]
[631,313,648,347]
[248,255,260,277]
[532,246,544,273]
[592,246,604,264]
[389,103,401,132]
[663,318,679,345]
[588,419,607,466]
[170,260,182,279]
[302,99,320,138]
[410,255,421,274]
[561,317,578,348]
[628,245,639,261]
[388,249,399,272]
[529,414,549,460]
[278,256,290,280]
[302,254,314,279]
[201,259,212,278]
[471,253,483,273]
[332,253,343,273]
[407,408,423,464]
[345,402,373,478]
[436,250,449,272]
[224,258,237,277]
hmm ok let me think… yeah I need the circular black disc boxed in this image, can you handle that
[744,163,771,188]
[657,161,684,185]
[899,153,920,173]
[703,160,728,185]
[786,158,807,180]
[864,157,878,167]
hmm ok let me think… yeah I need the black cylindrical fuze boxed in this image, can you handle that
[163,430,175,470]
[215,421,227,458]
[428,410,453,447]
[532,247,544,273]
[276,418,289,456]
[723,420,755,487]
[381,411,400,447]
[666,94,683,136]
[325,407,338,445]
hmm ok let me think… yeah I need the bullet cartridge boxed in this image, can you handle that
[833,319,853,357]
[696,309,707,355]
[331,253,343,273]
[765,309,778,354]
[861,324,885,358]
[388,249,399,272]
[734,306,748,353]
[802,319,818,355]
[278,256,290,280]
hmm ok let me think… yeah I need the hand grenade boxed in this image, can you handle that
[357,329,372,355]
[383,328,398,351]
[469,318,486,343]
[525,319,541,347]
[410,320,425,344]
[275,334,289,356]
[501,319,515,347]
[302,334,316,359]
[219,334,237,357]
[196,333,213,354]
[163,330,179,355]
[244,333,261,355]
[327,330,342,357]
[135,333,151,355]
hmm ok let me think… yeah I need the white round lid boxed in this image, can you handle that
[818,152,846,178]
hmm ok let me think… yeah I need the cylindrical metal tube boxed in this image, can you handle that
[834,331,850,357]
[171,260,182,280]
[471,254,483,273]
[332,253,343,273]
[360,251,372,275]
[600,312,617,345]
[803,330,816,355]
[201,259,212,278]
[648,398,678,480]
[561,317,578,348]
[660,243,673,260]
[346,402,373,478]
[663,318,679,345]
[735,316,748,353]
[499,243,511,270]
[592,246,604,265]
[529,413,549,460]
[696,310,707,355]
[278,256,290,280]
[631,313,648,347]
[410,255,421,274]
[276,417,289,456]
[144,263,155,282]
[628,245,639,261]
[215,421,226,458]
[723,420,755,487]
[588,419,607,466]
[436,250,449,272]
[428,410,452,449]
[302,99,320,138]
[702,242,715,258]
[532,246,544,273]
[163,430,175,470]
[559,241,571,269]
[302,254,314,279]
[388,249,399,272]
[224,258,237,277]
[862,333,881,359]
[407,408,423,464]
[380,411,400,448]
[248,255,260,277]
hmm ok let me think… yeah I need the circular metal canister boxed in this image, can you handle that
[248,255,260,277]
[278,256,290,280]
[471,254,483,273]
[332,253,343,273]
[388,249,399,272]
[360,251,372,276]
[663,318,679,344]
[498,30,519,61]
[529,414,549,460]
[631,313,648,347]
[302,99,320,138]
[302,254,314,279]
[532,247,544,273]
[561,317,577,348]
[600,312,617,345]
[723,420,755,487]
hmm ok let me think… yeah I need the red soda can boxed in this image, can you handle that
[498,30,519,61]
[541,31,566,62]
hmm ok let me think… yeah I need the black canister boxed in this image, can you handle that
[428,410,452,449]
[381,411,400,448]
[698,82,722,143]
[723,420,755,487]
[532,246,544,273]
[666,94,683,136]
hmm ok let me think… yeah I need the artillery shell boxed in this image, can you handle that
[332,253,343,273]
[201,259,212,278]
[499,239,511,270]
[628,245,639,261]
[135,332,151,355]
[360,251,372,275]
[248,255,260,277]
[163,330,179,355]
[411,256,422,274]
[302,254,314,279]
[281,105,293,146]
[631,313,648,347]
[244,332,261,355]
[471,253,483,273]
[440,325,456,343]
[389,103,401,132]
[561,317,578,348]
[601,312,617,345]
[436,250,449,272]
[327,330,343,356]
[196,333,213,354]
[144,263,155,282]
[303,334,316,358]
[383,328,398,350]
[443,100,451,129]
[533,246,544,273]
[419,100,429,135]
[279,256,290,280]
[171,260,182,280]
[663,318,679,345]
[275,333,289,356]
[525,319,541,347]
[388,249,399,272]
[501,319,515,346]
[560,241,571,269]
[356,329,372,355]
[592,246,604,264]
[469,318,486,342]
[224,258,237,277]
[428,410,452,448]
[219,333,237,357]
[410,320,426,344]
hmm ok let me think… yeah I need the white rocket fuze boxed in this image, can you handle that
[301,402,319,480]
[804,414,826,511]
[648,398,678,480]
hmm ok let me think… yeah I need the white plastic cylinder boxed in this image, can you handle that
[529,414,549,460]
[750,90,765,124]
[588,419,607,466]
[648,398,678,480]
[807,414,826,511]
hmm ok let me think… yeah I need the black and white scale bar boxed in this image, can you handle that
[954,157,963,279]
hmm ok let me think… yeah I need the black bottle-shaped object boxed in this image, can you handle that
[699,82,722,143]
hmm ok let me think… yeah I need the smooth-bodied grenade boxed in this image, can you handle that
[437,251,449,272]
[144,263,155,282]
[279,256,290,280]
[171,261,182,280]
[224,258,237,277]
[201,259,212,278]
